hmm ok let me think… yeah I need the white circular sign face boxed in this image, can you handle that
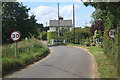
[108,28,116,39]
[11,31,21,41]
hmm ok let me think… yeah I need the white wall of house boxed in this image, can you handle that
[48,27,73,32]
[48,19,73,32]
[70,27,73,31]
[49,27,57,31]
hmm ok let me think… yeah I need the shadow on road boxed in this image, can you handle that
[47,45,62,48]
[40,62,84,78]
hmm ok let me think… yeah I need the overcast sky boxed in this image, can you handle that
[19,1,95,27]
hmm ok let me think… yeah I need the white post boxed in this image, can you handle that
[52,39,54,45]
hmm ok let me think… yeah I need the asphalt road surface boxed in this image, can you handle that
[6,46,93,78]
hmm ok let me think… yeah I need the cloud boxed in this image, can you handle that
[60,5,80,19]
[29,4,94,27]
[32,6,56,17]
[31,6,57,25]
[30,5,80,26]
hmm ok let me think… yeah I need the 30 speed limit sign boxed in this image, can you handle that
[11,31,21,41]
[108,28,116,39]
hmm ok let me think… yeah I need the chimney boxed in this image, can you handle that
[59,16,63,20]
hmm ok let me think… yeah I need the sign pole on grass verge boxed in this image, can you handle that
[11,31,21,58]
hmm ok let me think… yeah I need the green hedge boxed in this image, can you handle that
[2,38,49,76]
[47,31,58,43]
[103,16,118,67]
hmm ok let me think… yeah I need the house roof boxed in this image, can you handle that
[49,20,72,27]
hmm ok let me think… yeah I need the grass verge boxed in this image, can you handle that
[68,44,118,78]
[2,38,49,77]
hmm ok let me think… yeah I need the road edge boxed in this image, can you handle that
[67,45,99,78]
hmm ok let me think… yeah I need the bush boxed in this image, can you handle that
[2,38,49,76]
[91,43,96,46]
[2,58,23,76]
[103,16,118,68]
[84,42,91,46]
[47,31,58,43]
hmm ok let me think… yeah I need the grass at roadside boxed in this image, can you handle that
[68,44,118,78]
[2,38,49,77]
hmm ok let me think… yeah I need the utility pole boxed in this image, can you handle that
[85,22,88,27]
[73,4,75,43]
[46,22,47,27]
[58,3,60,37]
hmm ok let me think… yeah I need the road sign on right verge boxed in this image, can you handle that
[108,28,116,39]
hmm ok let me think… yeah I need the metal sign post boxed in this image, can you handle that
[108,28,116,60]
[108,28,117,52]
[11,31,21,58]
[15,41,17,58]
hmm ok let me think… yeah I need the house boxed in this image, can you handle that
[48,17,73,32]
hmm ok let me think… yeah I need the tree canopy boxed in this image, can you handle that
[2,2,45,44]
[83,2,120,76]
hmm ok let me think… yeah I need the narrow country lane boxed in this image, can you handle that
[6,46,93,78]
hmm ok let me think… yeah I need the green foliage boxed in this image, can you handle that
[62,27,91,44]
[73,27,91,44]
[47,31,58,43]
[91,43,96,46]
[47,27,91,44]
[60,27,70,36]
[2,2,44,44]
[41,31,47,40]
[2,38,49,76]
[87,46,118,78]
[83,2,120,75]
[63,31,73,43]
[2,38,41,58]
[103,18,118,67]
[84,41,91,46]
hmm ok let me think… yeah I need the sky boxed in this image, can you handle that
[20,1,95,27]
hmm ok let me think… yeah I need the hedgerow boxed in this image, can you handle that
[2,38,49,76]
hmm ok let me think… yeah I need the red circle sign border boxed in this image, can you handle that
[107,28,117,39]
[10,31,21,41]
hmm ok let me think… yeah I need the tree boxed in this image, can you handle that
[2,2,29,44]
[83,2,120,76]
[2,2,43,44]
[41,31,47,40]
[63,27,91,44]
[90,20,104,36]
[64,31,72,43]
